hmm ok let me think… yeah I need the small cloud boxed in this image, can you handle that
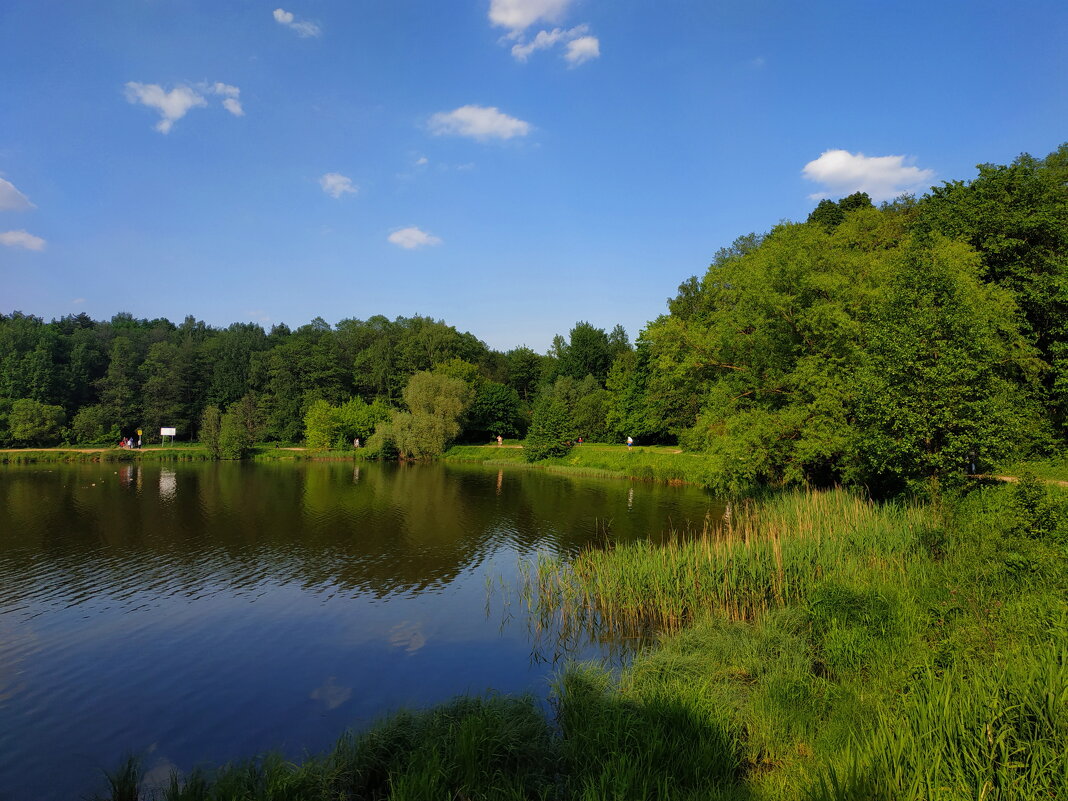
[72,298,86,305]
[564,35,600,66]
[749,56,765,68]
[512,25,600,66]
[320,172,357,198]
[489,0,573,35]
[414,156,428,166]
[273,8,321,37]
[0,178,35,211]
[429,105,531,141]
[802,149,935,202]
[124,82,207,133]
[210,83,244,116]
[0,230,46,251]
[388,226,442,249]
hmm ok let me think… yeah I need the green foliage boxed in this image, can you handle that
[916,144,1068,430]
[1009,472,1064,541]
[8,398,65,446]
[199,404,222,458]
[68,403,120,445]
[303,396,392,450]
[218,412,251,459]
[504,346,542,401]
[372,371,472,460]
[466,380,524,440]
[558,321,614,382]
[524,395,574,461]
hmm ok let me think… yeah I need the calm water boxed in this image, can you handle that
[0,460,717,800]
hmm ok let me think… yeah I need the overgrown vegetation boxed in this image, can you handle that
[97,483,1068,800]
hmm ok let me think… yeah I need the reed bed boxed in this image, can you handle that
[522,490,928,637]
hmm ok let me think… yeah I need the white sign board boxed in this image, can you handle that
[160,427,177,437]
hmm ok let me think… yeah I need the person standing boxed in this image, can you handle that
[626,436,633,448]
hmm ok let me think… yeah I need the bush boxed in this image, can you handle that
[68,404,119,446]
[9,398,65,446]
[524,396,573,462]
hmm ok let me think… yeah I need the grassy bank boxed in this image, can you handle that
[97,482,1068,800]
[0,444,375,464]
[445,442,720,486]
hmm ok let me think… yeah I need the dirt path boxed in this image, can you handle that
[984,474,1068,488]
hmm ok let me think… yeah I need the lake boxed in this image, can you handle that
[0,459,718,800]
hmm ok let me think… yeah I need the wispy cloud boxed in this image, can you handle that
[388,226,442,249]
[429,105,531,141]
[802,149,935,201]
[513,24,601,65]
[0,230,46,251]
[320,172,357,198]
[273,8,321,38]
[0,178,35,211]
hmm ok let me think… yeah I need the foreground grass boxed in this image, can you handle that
[98,484,1068,800]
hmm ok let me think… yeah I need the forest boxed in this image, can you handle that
[2,144,1066,495]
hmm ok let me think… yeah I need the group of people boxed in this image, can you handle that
[118,437,140,449]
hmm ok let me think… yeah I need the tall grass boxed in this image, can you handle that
[523,490,927,636]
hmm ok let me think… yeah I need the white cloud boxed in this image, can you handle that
[320,172,357,198]
[510,24,594,62]
[802,149,935,201]
[273,8,321,37]
[210,83,244,116]
[124,82,207,133]
[494,7,599,66]
[564,35,600,65]
[388,226,442,249]
[414,156,428,166]
[489,0,572,34]
[428,105,531,141]
[0,230,46,251]
[72,298,86,305]
[0,178,34,211]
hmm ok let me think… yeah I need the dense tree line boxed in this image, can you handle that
[0,309,631,452]
[2,144,1065,494]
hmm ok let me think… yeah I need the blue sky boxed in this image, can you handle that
[1,0,1065,351]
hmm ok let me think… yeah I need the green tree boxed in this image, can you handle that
[371,371,472,460]
[467,381,523,440]
[852,238,1048,493]
[505,346,542,401]
[524,395,573,461]
[97,336,140,430]
[558,322,612,383]
[8,398,65,446]
[219,410,254,459]
[200,404,222,458]
[69,404,120,445]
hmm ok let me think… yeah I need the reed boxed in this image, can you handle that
[523,489,926,637]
